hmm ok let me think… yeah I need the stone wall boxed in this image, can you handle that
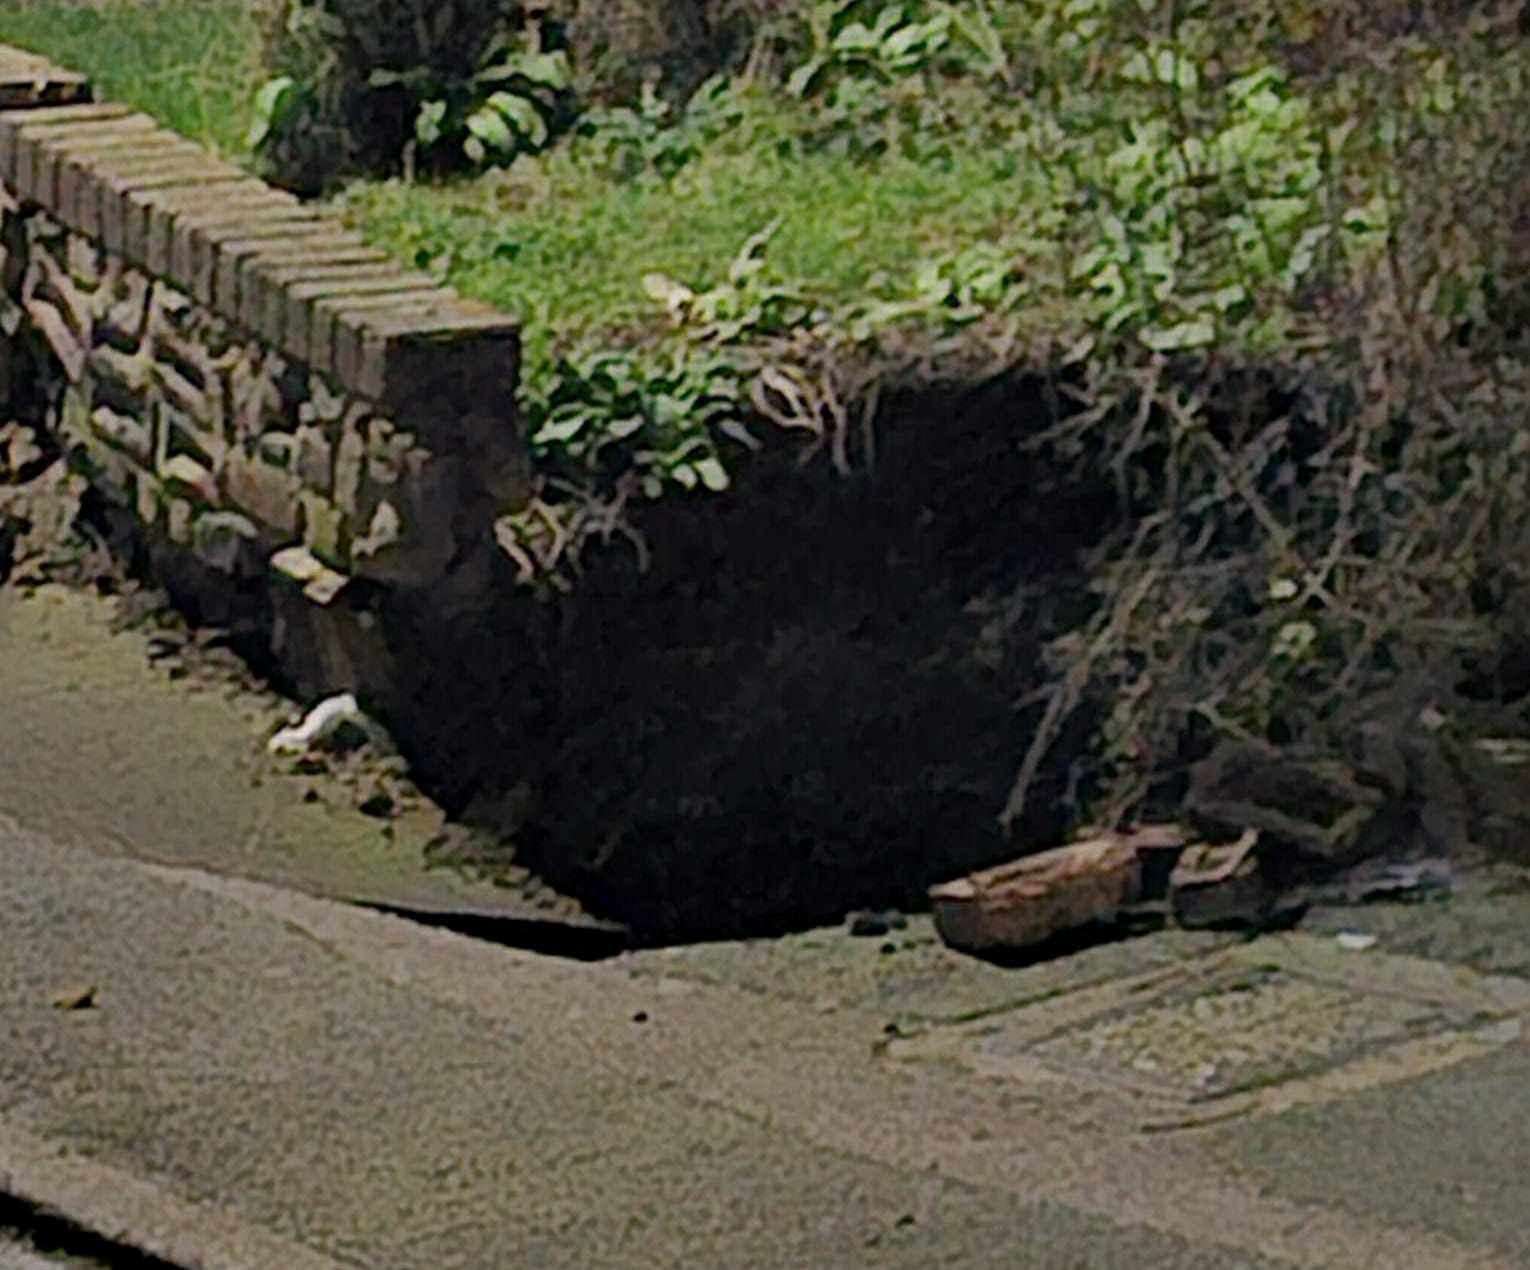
[0,45,527,623]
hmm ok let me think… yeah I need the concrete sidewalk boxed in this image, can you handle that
[5,812,1530,1269]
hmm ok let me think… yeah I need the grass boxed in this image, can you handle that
[0,0,260,157]
[336,130,1059,359]
[0,2,1517,412]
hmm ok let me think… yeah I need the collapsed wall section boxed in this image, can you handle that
[0,45,527,635]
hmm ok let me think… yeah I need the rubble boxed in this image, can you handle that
[926,821,1430,957]
[1168,830,1289,930]
[267,691,394,756]
[1309,856,1454,906]
[929,826,1180,954]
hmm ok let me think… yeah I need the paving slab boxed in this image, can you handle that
[2,817,1297,1270]
[1203,1040,1530,1266]
[0,584,607,929]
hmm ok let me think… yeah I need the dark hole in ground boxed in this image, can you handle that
[0,1191,181,1270]
[357,904,631,960]
[354,374,1119,941]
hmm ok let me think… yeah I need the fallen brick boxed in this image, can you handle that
[929,832,1150,954]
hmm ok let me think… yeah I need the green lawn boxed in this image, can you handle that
[0,0,259,157]
[336,131,1060,358]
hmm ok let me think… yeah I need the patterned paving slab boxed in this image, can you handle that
[886,933,1530,1129]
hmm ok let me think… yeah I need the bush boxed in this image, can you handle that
[989,0,1530,838]
[250,0,807,189]
[250,1,577,190]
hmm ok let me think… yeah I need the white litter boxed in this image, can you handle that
[267,692,394,756]
[1335,931,1378,951]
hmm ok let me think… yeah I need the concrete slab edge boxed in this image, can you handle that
[0,1115,357,1270]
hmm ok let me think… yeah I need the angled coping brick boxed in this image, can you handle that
[33,123,185,191]
[245,253,429,353]
[54,133,200,232]
[167,193,308,295]
[310,290,463,387]
[0,64,520,449]
[0,70,90,109]
[0,101,135,175]
[0,44,90,107]
[231,236,388,333]
[0,47,58,78]
[337,299,519,407]
[248,258,435,357]
[8,110,150,200]
[203,219,341,312]
[141,180,291,278]
[182,206,324,307]
[96,158,250,263]
[281,267,445,363]
[213,227,376,322]
[1,104,143,196]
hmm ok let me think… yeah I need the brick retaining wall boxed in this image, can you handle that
[0,45,527,608]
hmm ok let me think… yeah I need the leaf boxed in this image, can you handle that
[716,417,763,451]
[671,463,698,490]
[729,218,783,286]
[1120,50,1151,83]
[786,57,827,98]
[246,76,299,150]
[650,394,690,428]
[533,413,590,443]
[882,18,949,67]
[695,457,731,491]
[643,272,694,314]
[1210,283,1248,311]
[912,259,951,302]
[1140,319,1214,350]
[487,91,548,148]
[947,4,1008,77]
[466,105,514,154]
[1060,332,1095,364]
[415,98,448,147]
[479,50,571,91]
[606,416,645,439]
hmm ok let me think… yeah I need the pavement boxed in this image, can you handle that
[5,583,1530,1267]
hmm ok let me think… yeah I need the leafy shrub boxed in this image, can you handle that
[250,0,816,187]
[990,0,1530,833]
[250,1,578,189]
[570,74,754,183]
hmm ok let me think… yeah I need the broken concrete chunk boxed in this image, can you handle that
[50,984,97,1011]
[267,691,394,756]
